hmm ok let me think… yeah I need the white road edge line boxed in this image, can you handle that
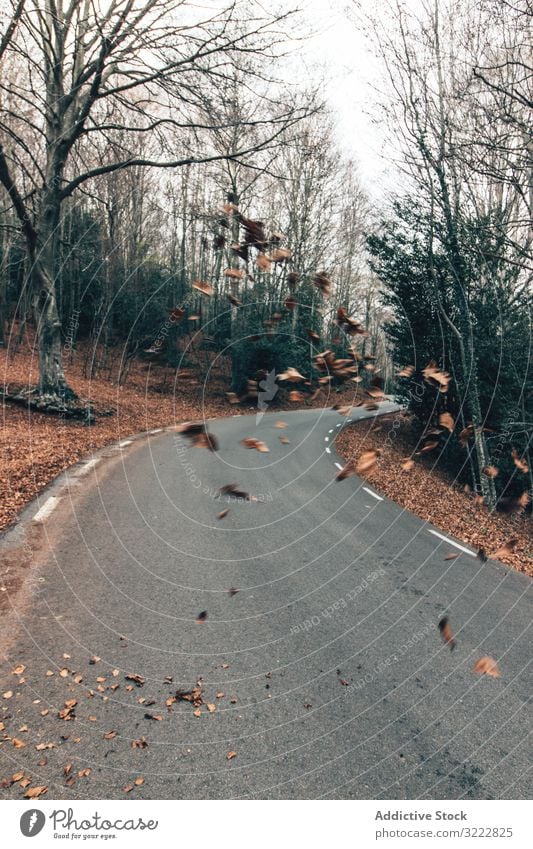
[334,462,343,470]
[33,496,60,523]
[77,458,99,476]
[428,529,476,557]
[119,439,133,448]
[362,487,383,501]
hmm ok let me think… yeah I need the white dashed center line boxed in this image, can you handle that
[325,446,331,454]
[428,529,476,556]
[334,462,343,471]
[324,437,329,442]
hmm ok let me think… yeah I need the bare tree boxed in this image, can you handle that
[0,0,310,407]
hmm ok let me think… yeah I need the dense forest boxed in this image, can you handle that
[0,0,531,511]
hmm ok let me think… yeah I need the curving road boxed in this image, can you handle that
[0,403,531,800]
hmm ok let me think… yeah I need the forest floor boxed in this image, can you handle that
[0,338,351,533]
[335,415,532,577]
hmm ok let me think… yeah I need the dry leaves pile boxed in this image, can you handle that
[336,416,532,576]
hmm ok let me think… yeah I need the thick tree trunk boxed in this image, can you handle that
[28,185,77,402]
[32,261,75,398]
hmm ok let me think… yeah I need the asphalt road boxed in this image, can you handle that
[0,404,531,800]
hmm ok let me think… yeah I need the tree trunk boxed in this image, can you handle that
[29,187,77,401]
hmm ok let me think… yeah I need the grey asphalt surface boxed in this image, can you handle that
[0,403,531,800]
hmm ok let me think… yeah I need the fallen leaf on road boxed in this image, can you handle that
[273,421,287,428]
[103,731,117,740]
[226,751,237,760]
[25,786,47,799]
[134,777,144,786]
[2,691,13,699]
[195,611,208,624]
[217,509,229,520]
[125,673,145,686]
[12,664,25,675]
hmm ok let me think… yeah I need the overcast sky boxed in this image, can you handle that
[299,0,393,198]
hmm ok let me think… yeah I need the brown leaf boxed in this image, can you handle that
[473,656,501,678]
[482,465,499,478]
[356,449,379,474]
[123,783,134,793]
[125,673,145,686]
[2,690,13,699]
[134,776,144,786]
[511,448,529,474]
[226,751,237,760]
[273,421,287,428]
[11,664,26,675]
[241,437,269,452]
[12,738,26,748]
[132,737,148,749]
[192,280,214,297]
[217,509,230,520]
[492,538,519,559]
[438,616,456,650]
[438,412,454,432]
[25,785,48,799]
[103,730,117,740]
[195,610,208,624]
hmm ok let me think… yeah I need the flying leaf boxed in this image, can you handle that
[438,616,456,650]
[473,656,501,678]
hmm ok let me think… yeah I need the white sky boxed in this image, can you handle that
[300,0,393,198]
